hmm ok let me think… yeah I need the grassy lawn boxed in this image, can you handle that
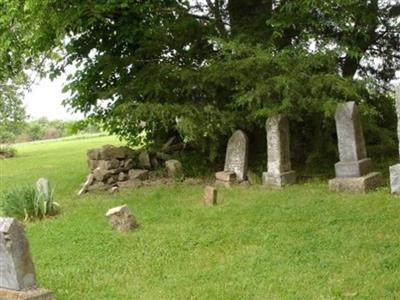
[1,136,400,299]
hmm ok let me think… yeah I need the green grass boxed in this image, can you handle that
[1,136,400,299]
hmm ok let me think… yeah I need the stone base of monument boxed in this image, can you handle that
[334,158,372,178]
[389,164,400,195]
[329,172,382,193]
[262,170,296,187]
[0,288,53,300]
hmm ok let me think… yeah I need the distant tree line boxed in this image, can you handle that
[0,117,101,144]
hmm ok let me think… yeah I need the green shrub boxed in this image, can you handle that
[0,144,17,158]
[0,185,60,221]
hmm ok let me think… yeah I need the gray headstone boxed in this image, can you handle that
[395,86,400,157]
[390,86,400,195]
[262,115,296,187]
[36,178,50,199]
[266,115,292,175]
[223,130,248,181]
[334,102,371,178]
[335,102,367,162]
[0,218,36,290]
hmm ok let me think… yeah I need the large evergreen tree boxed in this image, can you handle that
[1,0,399,163]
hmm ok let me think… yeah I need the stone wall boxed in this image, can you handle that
[79,145,183,194]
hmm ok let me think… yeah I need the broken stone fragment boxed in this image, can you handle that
[105,204,138,233]
[215,171,236,182]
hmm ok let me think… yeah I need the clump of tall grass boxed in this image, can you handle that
[0,144,17,158]
[0,185,60,221]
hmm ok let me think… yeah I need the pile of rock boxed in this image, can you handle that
[79,145,183,194]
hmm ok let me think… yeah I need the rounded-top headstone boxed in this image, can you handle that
[0,217,36,290]
[224,130,249,181]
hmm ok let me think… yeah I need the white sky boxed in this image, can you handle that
[23,74,83,121]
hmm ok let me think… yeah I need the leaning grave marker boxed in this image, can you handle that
[0,217,53,300]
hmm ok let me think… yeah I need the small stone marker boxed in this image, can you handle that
[390,86,400,195]
[329,102,381,192]
[106,204,138,233]
[262,115,296,187]
[203,186,217,206]
[0,217,53,299]
[36,178,51,198]
[223,130,249,182]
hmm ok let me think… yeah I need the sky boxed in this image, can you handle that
[23,74,83,121]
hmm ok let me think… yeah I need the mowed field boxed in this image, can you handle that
[1,136,400,299]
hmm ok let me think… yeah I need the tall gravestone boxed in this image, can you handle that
[0,217,53,299]
[262,115,296,187]
[390,86,400,195]
[329,102,381,192]
[215,130,249,186]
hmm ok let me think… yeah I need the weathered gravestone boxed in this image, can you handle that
[329,102,381,192]
[36,178,50,199]
[0,217,53,299]
[262,115,296,187]
[215,130,249,186]
[390,86,400,195]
